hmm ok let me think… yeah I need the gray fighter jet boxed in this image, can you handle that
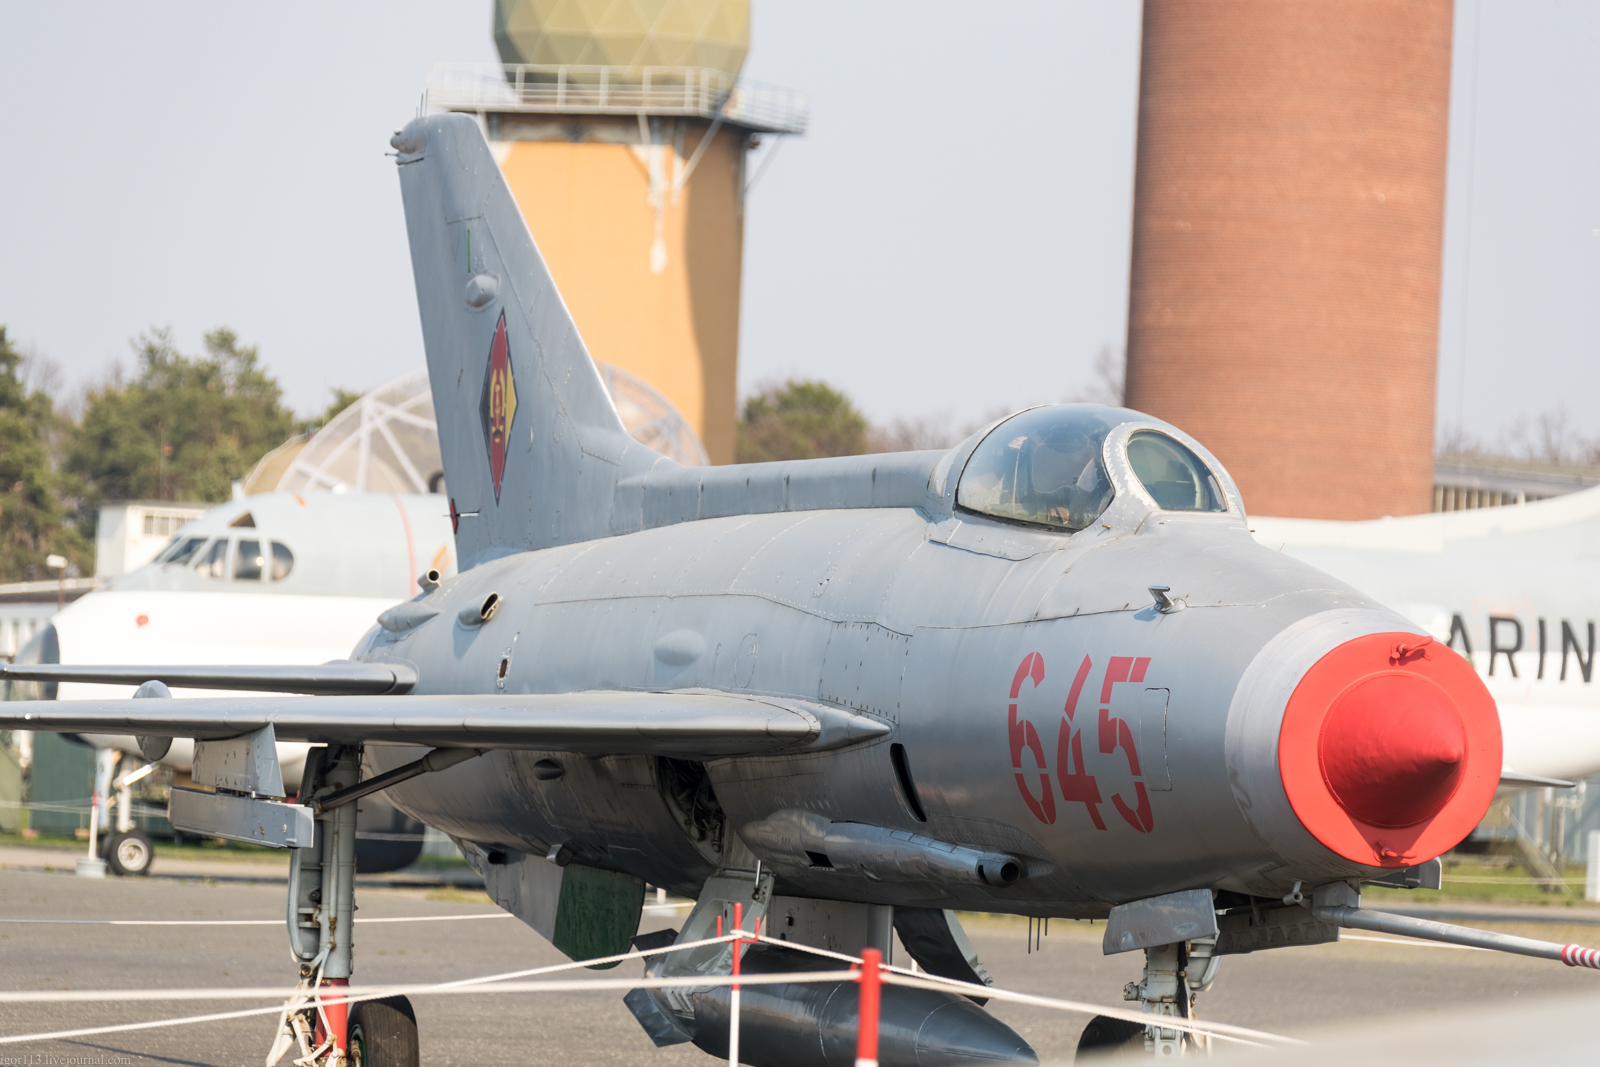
[3,115,1592,1066]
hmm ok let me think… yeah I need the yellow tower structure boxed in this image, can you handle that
[428,0,807,464]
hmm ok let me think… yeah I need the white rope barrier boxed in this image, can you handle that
[0,913,514,926]
[0,970,863,1006]
[880,971,1296,1048]
[0,798,169,816]
[0,967,860,1047]
[746,934,1299,1048]
[0,929,1304,1050]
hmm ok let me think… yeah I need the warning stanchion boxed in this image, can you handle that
[729,902,743,1067]
[855,947,881,1067]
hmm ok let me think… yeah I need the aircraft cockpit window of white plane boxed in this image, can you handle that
[270,541,293,580]
[955,405,1118,532]
[158,536,206,567]
[235,539,264,581]
[194,538,228,578]
[1126,431,1228,513]
[151,535,294,581]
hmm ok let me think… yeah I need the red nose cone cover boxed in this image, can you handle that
[1319,674,1467,827]
[1279,632,1500,867]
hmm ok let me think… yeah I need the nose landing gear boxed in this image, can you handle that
[1075,937,1221,1061]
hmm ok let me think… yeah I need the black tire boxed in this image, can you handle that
[1075,1014,1146,1061]
[105,830,154,877]
[348,995,419,1067]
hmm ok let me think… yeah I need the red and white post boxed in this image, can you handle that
[856,947,882,1067]
[729,902,743,1067]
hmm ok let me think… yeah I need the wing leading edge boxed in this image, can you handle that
[0,661,415,695]
[0,689,888,758]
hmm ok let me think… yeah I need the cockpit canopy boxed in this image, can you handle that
[956,406,1119,531]
[955,405,1228,532]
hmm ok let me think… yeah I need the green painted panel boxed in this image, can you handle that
[29,732,93,837]
[552,863,645,969]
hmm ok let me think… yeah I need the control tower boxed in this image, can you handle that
[427,0,807,464]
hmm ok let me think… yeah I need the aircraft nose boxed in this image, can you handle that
[1318,672,1467,828]
[1278,632,1500,867]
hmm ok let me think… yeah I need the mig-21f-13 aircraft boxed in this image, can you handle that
[5,113,1598,1066]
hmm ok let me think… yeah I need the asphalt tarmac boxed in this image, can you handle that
[0,864,1596,1067]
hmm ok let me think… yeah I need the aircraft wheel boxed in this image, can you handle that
[105,830,154,877]
[1074,1014,1146,1061]
[348,995,419,1067]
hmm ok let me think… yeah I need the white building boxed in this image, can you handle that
[92,501,210,579]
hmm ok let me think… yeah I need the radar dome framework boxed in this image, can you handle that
[244,363,707,495]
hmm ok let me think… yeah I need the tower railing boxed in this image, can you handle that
[425,62,808,135]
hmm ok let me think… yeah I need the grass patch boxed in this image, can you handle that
[1,832,468,870]
[425,887,495,905]
[409,853,470,870]
[1363,860,1595,909]
[0,831,286,864]
[152,840,287,864]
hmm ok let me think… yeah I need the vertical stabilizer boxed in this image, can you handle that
[392,114,664,568]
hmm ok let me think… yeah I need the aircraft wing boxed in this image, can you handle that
[0,689,887,758]
[1499,769,1576,789]
[0,661,415,695]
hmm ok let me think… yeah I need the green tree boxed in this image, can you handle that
[735,380,870,463]
[0,327,87,582]
[69,327,295,507]
[316,387,364,431]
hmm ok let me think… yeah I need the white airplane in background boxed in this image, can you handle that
[1253,486,1600,785]
[7,360,713,875]
[9,490,455,874]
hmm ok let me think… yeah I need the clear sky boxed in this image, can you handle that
[0,2,1594,445]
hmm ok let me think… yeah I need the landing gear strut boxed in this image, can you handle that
[1076,936,1221,1061]
[1125,942,1191,1057]
[270,745,419,1067]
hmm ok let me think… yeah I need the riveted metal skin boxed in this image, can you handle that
[359,484,1430,908]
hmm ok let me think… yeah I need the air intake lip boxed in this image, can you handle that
[1278,631,1500,867]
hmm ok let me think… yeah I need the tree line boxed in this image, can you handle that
[0,318,1024,585]
[0,325,354,584]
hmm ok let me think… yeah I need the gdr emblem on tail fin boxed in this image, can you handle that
[396,114,654,559]
[478,311,518,502]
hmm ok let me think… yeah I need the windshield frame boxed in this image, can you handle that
[1098,420,1244,526]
